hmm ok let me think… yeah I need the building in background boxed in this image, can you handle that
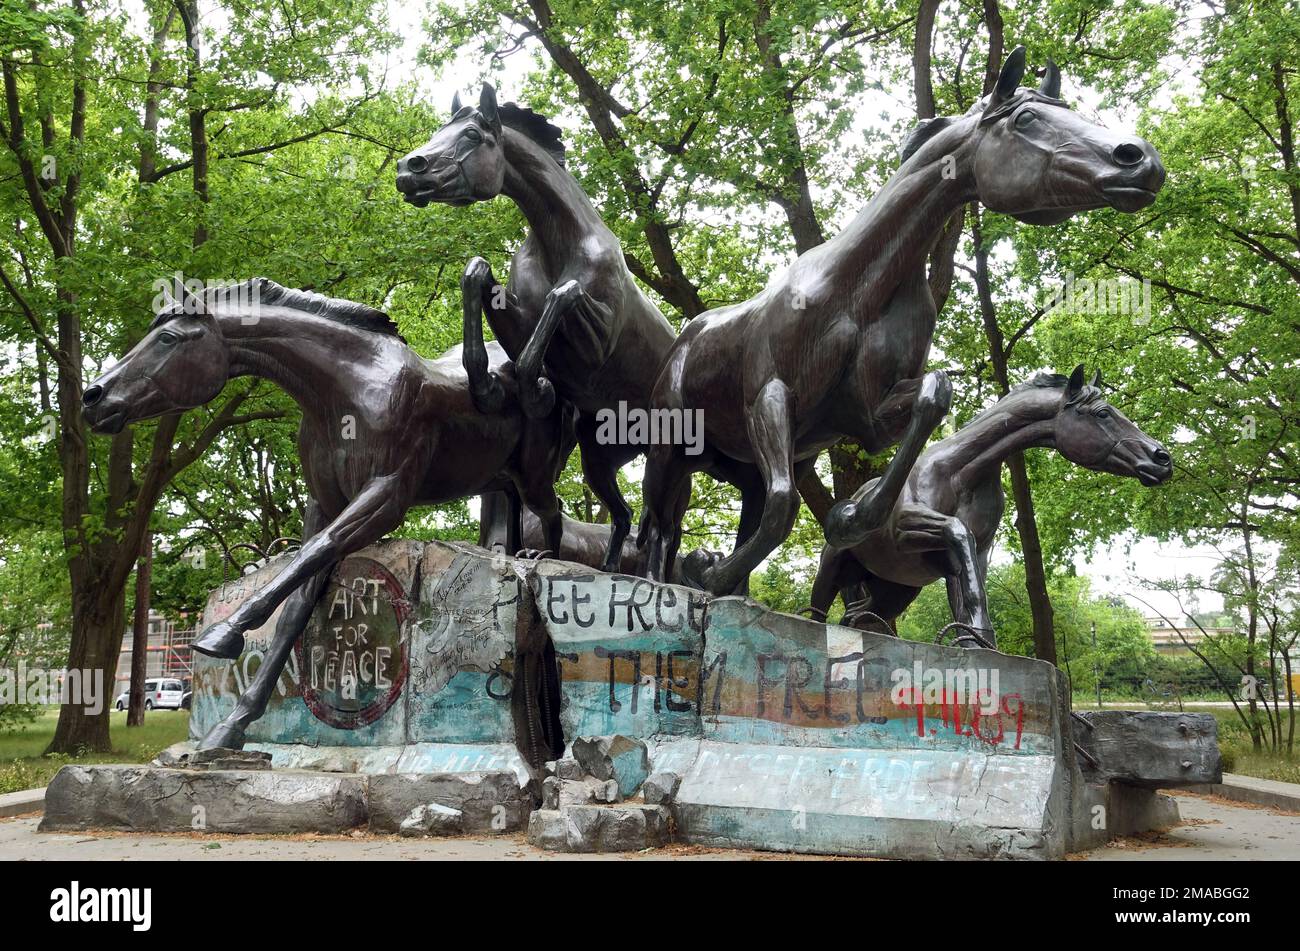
[1143,616,1237,656]
[114,612,194,690]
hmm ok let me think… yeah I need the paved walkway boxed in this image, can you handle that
[2,792,1296,860]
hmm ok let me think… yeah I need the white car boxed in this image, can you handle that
[114,678,186,711]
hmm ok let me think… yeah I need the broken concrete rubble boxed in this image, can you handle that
[527,804,670,853]
[571,735,650,799]
[642,772,681,806]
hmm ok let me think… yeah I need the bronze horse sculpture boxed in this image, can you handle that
[81,281,569,750]
[809,367,1173,645]
[396,84,680,573]
[637,48,1166,597]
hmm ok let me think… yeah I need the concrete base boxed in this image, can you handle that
[669,740,1062,860]
[38,762,531,836]
[40,765,367,834]
[172,540,1222,859]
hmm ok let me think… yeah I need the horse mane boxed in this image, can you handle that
[899,88,1067,165]
[1009,371,1100,408]
[500,102,566,168]
[150,279,406,343]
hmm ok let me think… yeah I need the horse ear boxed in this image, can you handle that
[1038,59,1061,99]
[1089,368,1102,389]
[989,45,1027,108]
[1067,364,1087,395]
[451,91,463,115]
[479,82,501,134]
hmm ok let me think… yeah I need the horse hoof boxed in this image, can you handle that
[521,376,556,419]
[193,621,245,660]
[514,548,553,561]
[199,721,247,751]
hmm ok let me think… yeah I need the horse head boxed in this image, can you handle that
[82,288,230,434]
[1052,364,1172,486]
[905,47,1165,224]
[396,83,506,207]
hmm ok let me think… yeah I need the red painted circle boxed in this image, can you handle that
[295,556,410,729]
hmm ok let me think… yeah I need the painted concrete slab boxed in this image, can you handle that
[534,563,707,740]
[191,542,421,747]
[406,543,519,744]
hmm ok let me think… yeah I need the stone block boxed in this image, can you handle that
[39,765,366,834]
[399,802,464,837]
[642,771,681,805]
[1072,711,1221,788]
[367,771,529,833]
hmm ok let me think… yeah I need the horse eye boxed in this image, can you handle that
[464,127,482,143]
[1014,110,1037,130]
[158,331,179,346]
[1097,409,1111,419]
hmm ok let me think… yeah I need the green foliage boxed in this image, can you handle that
[0,2,1294,768]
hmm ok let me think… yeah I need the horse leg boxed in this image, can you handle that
[197,502,331,750]
[514,280,613,419]
[825,370,951,548]
[890,503,994,647]
[847,576,922,635]
[478,488,519,554]
[513,476,563,559]
[809,545,867,621]
[939,517,995,647]
[641,442,695,583]
[683,379,799,596]
[193,474,409,659]
[575,415,634,573]
[460,257,507,413]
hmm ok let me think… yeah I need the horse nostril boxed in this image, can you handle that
[1112,142,1145,167]
[406,154,429,175]
[83,385,103,407]
[1153,447,1171,467]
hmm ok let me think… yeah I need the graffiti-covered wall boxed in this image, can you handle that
[191,538,1072,857]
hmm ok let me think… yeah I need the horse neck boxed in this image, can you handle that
[940,387,1064,492]
[821,115,980,288]
[219,309,369,419]
[500,127,606,257]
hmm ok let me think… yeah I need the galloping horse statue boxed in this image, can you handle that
[395,85,678,573]
[809,367,1173,645]
[638,48,1166,597]
[81,281,569,750]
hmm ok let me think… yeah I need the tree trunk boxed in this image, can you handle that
[47,580,126,754]
[972,208,1057,664]
[127,531,152,727]
[1007,454,1056,664]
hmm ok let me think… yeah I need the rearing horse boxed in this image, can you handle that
[638,48,1166,597]
[81,281,569,749]
[395,85,678,572]
[810,367,1173,645]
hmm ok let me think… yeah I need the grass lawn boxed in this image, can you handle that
[0,708,191,795]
